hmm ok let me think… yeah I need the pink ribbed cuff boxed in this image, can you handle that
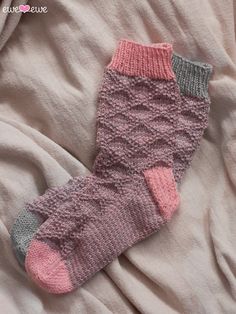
[108,39,175,80]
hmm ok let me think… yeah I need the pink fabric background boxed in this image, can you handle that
[0,0,236,313]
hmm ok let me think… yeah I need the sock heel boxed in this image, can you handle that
[144,167,180,220]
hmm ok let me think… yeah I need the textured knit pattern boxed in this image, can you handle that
[93,70,178,178]
[11,177,86,266]
[25,40,180,294]
[11,50,212,270]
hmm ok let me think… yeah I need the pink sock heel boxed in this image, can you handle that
[144,167,180,220]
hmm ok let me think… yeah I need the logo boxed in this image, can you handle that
[19,5,30,13]
[3,4,48,14]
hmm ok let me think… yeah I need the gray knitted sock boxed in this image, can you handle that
[172,53,212,182]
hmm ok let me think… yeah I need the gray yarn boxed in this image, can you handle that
[172,53,212,99]
[11,208,43,268]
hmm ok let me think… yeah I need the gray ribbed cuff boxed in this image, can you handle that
[172,53,212,99]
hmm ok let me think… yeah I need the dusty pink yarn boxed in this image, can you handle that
[25,40,181,294]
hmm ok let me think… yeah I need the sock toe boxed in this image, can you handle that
[25,239,74,294]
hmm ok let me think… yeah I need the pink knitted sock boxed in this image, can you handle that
[11,52,212,269]
[25,40,180,294]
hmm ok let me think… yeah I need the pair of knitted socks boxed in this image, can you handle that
[11,40,212,294]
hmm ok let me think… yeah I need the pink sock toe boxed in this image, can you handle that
[25,239,74,294]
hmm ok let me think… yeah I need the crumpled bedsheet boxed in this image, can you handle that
[0,0,236,313]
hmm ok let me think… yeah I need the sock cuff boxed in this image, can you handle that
[172,53,212,99]
[108,39,175,80]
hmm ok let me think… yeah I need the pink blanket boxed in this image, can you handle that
[0,0,236,313]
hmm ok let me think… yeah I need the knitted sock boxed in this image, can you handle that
[11,52,212,269]
[25,40,181,294]
[171,54,212,183]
